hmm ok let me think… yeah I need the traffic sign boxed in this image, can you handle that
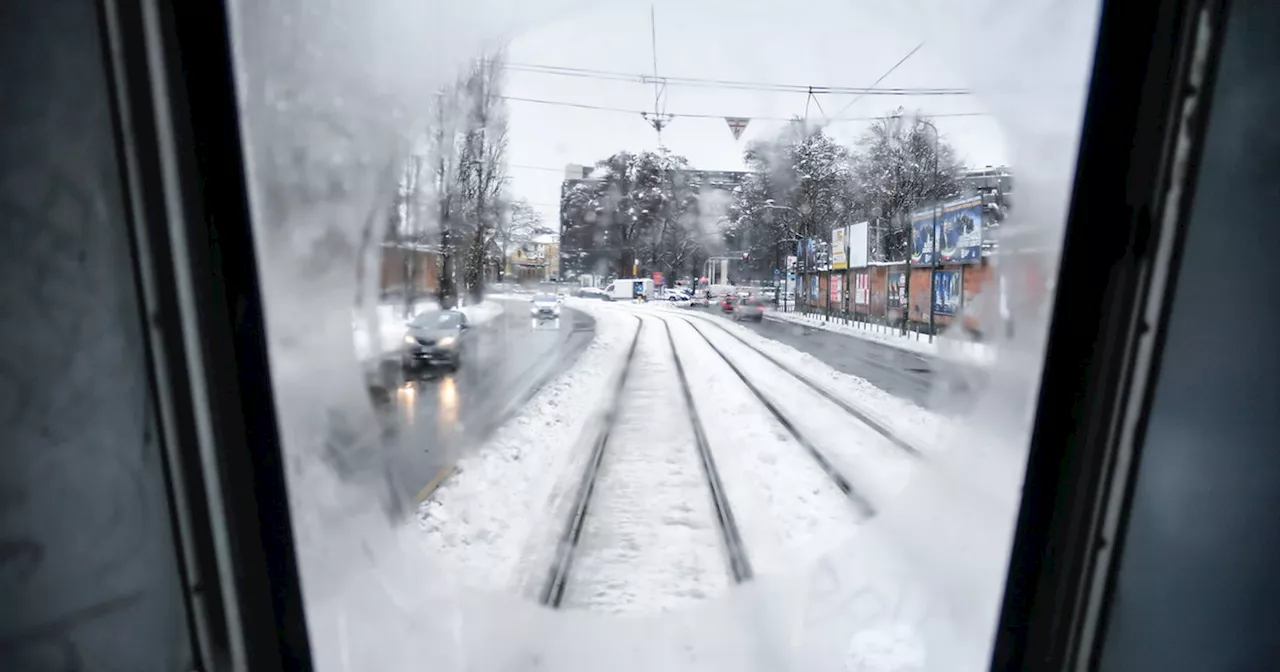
[773,268,781,275]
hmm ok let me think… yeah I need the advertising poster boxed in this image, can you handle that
[652,271,664,286]
[848,221,870,268]
[887,271,906,309]
[933,269,962,315]
[854,271,869,306]
[809,276,819,301]
[829,274,844,307]
[912,198,984,265]
[937,197,984,263]
[831,227,848,270]
[910,206,939,265]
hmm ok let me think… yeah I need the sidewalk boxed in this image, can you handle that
[765,309,995,367]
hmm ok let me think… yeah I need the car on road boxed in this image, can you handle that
[720,297,736,313]
[574,286,609,300]
[530,294,561,320]
[402,309,471,374]
[732,297,766,322]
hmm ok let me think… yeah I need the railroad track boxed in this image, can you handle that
[539,314,752,609]
[659,313,877,518]
[680,310,924,459]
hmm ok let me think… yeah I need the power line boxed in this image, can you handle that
[499,94,991,123]
[830,42,926,120]
[497,61,970,96]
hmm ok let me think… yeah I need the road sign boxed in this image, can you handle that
[725,117,750,140]
[773,268,781,275]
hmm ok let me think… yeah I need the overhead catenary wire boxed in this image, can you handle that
[499,94,991,123]
[495,60,970,97]
[829,42,928,120]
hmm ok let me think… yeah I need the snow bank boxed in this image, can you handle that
[765,310,996,368]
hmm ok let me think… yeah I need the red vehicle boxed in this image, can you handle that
[720,297,735,313]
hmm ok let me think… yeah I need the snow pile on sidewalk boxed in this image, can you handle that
[415,307,634,595]
[765,311,995,368]
[351,299,504,362]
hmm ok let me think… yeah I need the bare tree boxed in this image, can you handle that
[455,53,509,302]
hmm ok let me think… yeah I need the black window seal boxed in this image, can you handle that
[989,0,1232,669]
[96,0,314,668]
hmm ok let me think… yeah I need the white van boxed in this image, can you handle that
[603,278,655,301]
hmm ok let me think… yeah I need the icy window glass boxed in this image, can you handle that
[228,0,1102,669]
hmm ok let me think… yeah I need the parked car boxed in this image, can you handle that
[720,297,736,313]
[402,309,471,373]
[733,298,766,322]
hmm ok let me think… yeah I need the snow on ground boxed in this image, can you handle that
[664,317,864,578]
[652,305,949,454]
[414,305,635,596]
[680,315,917,510]
[765,310,995,368]
[351,298,504,362]
[561,318,731,614]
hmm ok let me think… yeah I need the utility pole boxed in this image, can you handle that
[921,119,940,342]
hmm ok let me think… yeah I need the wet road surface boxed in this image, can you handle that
[371,300,595,510]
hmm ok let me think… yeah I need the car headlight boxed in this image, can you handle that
[404,335,417,345]
[437,336,456,348]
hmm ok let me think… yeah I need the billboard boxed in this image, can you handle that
[854,271,869,306]
[831,227,848,270]
[933,269,963,315]
[809,275,819,301]
[911,197,983,265]
[848,221,870,268]
[887,270,906,309]
[829,274,844,306]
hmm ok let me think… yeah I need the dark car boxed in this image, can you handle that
[732,298,766,322]
[402,309,470,373]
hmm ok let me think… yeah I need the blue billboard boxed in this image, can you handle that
[933,269,962,315]
[911,197,983,265]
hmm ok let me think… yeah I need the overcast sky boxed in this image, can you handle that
[500,0,1013,226]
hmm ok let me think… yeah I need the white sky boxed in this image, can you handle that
[501,0,1012,226]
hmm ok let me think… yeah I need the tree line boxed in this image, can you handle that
[561,109,966,284]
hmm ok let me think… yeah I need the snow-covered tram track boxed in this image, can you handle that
[662,314,878,519]
[682,311,925,460]
[539,315,748,612]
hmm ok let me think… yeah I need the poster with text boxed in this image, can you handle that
[854,272,869,306]
[933,269,962,315]
[829,274,844,307]
[831,227,848,270]
[809,275,819,301]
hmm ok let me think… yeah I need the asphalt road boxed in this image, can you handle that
[693,305,980,410]
[370,300,595,512]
